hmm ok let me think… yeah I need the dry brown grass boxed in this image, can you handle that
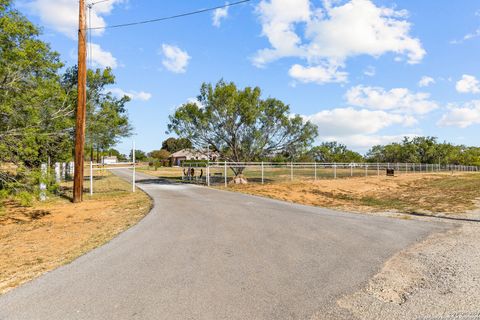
[223,172,480,215]
[0,173,152,294]
[137,166,183,179]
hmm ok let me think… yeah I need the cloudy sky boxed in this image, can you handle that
[18,0,480,154]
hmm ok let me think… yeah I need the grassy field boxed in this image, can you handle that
[222,173,480,216]
[0,172,152,294]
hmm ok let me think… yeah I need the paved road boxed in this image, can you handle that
[0,170,448,320]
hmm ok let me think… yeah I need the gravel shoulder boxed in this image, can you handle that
[336,214,480,319]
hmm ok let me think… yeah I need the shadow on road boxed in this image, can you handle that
[136,178,183,186]
[405,211,480,223]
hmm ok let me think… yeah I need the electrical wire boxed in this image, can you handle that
[87,0,252,31]
[88,0,113,6]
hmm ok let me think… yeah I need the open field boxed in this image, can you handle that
[222,172,480,216]
[0,173,152,294]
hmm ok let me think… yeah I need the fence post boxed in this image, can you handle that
[90,161,93,196]
[365,163,368,177]
[55,162,61,183]
[40,163,47,201]
[261,161,264,184]
[377,163,380,176]
[314,162,317,181]
[224,161,227,187]
[132,140,136,192]
[334,163,337,179]
[207,164,210,186]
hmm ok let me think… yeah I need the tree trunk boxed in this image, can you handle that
[230,166,248,184]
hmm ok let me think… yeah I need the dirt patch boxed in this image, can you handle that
[337,221,480,319]
[0,174,152,294]
[224,173,480,215]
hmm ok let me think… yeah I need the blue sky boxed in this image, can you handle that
[17,0,480,155]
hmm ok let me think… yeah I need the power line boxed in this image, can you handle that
[88,0,113,6]
[87,0,252,31]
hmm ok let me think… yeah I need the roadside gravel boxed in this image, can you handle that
[337,214,480,319]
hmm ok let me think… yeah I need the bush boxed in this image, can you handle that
[16,191,33,207]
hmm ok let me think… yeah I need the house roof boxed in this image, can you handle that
[170,148,219,158]
[170,149,203,158]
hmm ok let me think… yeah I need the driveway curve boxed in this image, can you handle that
[0,169,448,319]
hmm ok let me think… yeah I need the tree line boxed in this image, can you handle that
[0,1,132,197]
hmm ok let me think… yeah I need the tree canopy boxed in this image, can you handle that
[161,137,192,153]
[307,142,363,163]
[0,0,73,167]
[62,67,132,162]
[365,137,480,165]
[0,0,134,196]
[168,80,318,168]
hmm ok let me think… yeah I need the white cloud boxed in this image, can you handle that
[438,100,480,128]
[254,0,310,67]
[254,0,425,83]
[90,43,118,69]
[212,3,229,27]
[161,44,191,73]
[322,134,418,150]
[418,76,435,87]
[288,63,348,84]
[456,74,480,94]
[303,107,418,149]
[109,88,152,101]
[304,107,416,137]
[364,66,376,77]
[22,0,124,39]
[345,85,438,114]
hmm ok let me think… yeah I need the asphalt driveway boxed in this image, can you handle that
[0,170,448,319]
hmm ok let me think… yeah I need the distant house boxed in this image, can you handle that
[169,149,219,166]
[102,156,118,165]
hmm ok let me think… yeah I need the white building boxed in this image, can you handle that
[102,156,118,165]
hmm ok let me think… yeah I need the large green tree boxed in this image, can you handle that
[168,80,318,175]
[0,0,74,168]
[161,137,192,153]
[62,67,133,162]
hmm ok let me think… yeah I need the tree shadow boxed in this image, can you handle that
[405,211,480,223]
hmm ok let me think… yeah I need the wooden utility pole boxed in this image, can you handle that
[73,0,87,203]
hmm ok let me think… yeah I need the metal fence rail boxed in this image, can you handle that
[181,162,480,187]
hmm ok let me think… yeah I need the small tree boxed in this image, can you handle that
[130,150,147,162]
[149,149,171,160]
[168,80,318,179]
[148,149,171,168]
